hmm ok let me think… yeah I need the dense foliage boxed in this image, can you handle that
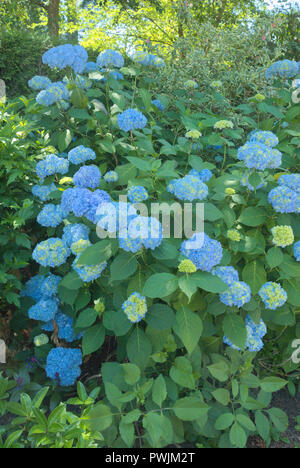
[1,40,299,449]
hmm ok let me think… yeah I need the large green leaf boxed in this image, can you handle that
[143,273,178,298]
[173,306,203,354]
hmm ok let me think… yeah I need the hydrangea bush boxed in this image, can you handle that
[12,45,300,448]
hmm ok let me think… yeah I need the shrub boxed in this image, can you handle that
[3,45,300,448]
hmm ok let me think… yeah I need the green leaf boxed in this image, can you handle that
[146,304,175,330]
[75,308,98,329]
[236,414,256,431]
[212,389,230,406]
[283,279,300,307]
[204,203,223,221]
[255,411,270,441]
[215,413,234,430]
[127,328,152,369]
[193,271,228,293]
[59,271,83,290]
[152,375,167,407]
[170,356,195,389]
[208,362,229,382]
[223,314,247,349]
[260,377,287,393]
[143,273,178,298]
[82,325,105,356]
[152,241,178,260]
[173,397,208,421]
[83,403,112,432]
[58,129,72,152]
[267,408,288,432]
[110,253,138,281]
[266,247,283,269]
[77,240,112,266]
[121,363,141,385]
[242,260,266,294]
[103,310,132,336]
[229,422,247,448]
[239,207,267,227]
[173,306,203,354]
[178,276,198,301]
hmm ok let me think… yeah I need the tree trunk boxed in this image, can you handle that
[48,0,60,39]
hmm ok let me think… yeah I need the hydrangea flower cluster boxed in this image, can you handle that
[189,169,213,182]
[28,76,52,90]
[180,233,223,272]
[213,266,251,308]
[36,154,69,180]
[62,223,90,247]
[117,109,148,132]
[133,52,165,67]
[42,312,83,343]
[68,146,96,165]
[294,242,300,261]
[127,186,149,203]
[265,60,299,80]
[37,204,68,228]
[84,62,97,73]
[97,49,124,68]
[22,273,61,323]
[72,257,107,283]
[224,315,267,352]
[259,282,287,310]
[152,99,165,111]
[227,229,241,242]
[119,216,163,253]
[214,120,234,130]
[42,44,88,73]
[271,225,294,248]
[268,185,300,213]
[46,348,82,387]
[104,171,118,183]
[61,187,111,223]
[250,131,279,147]
[32,183,57,201]
[32,238,70,268]
[100,70,124,82]
[73,165,101,189]
[178,259,197,274]
[122,292,147,323]
[184,80,198,90]
[278,174,300,193]
[167,175,208,201]
[36,81,70,107]
[237,142,282,170]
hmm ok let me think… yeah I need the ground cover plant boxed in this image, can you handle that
[0,39,300,449]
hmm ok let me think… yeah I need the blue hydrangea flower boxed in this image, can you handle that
[104,171,118,183]
[36,154,69,179]
[36,90,57,106]
[266,60,299,80]
[46,347,82,386]
[62,223,90,247]
[84,62,98,73]
[212,266,239,286]
[28,298,58,322]
[100,70,124,82]
[224,315,266,352]
[68,146,96,165]
[237,142,281,170]
[73,165,101,189]
[220,281,251,308]
[72,257,107,282]
[36,82,69,106]
[259,282,287,310]
[167,175,208,201]
[28,76,52,90]
[122,292,147,323]
[250,131,279,148]
[268,186,300,213]
[121,216,163,251]
[152,99,165,111]
[21,275,48,302]
[95,201,137,233]
[32,238,70,268]
[97,49,124,68]
[180,233,223,272]
[32,183,57,201]
[85,189,112,223]
[117,109,148,132]
[37,204,68,228]
[40,273,61,297]
[127,186,149,203]
[43,312,83,343]
[199,169,213,182]
[42,44,88,74]
[294,241,300,261]
[278,175,300,193]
